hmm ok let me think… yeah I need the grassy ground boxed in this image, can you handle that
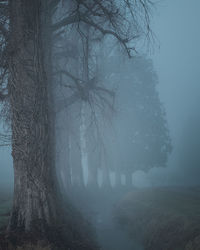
[0,189,12,230]
[115,186,200,250]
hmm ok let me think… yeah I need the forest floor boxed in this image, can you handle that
[115,186,200,250]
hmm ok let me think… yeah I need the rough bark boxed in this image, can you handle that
[6,2,98,250]
[8,0,58,233]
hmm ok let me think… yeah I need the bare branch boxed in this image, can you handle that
[80,16,136,57]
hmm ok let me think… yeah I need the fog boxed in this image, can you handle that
[143,0,200,186]
[0,1,200,249]
[1,0,200,188]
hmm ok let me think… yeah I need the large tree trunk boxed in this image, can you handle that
[6,2,97,249]
[8,0,58,233]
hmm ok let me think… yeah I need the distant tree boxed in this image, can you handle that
[115,56,172,186]
[96,54,172,187]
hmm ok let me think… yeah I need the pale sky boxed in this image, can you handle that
[152,0,200,145]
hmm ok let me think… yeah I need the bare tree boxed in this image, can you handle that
[0,0,152,248]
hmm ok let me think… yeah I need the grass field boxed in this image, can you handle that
[115,186,200,250]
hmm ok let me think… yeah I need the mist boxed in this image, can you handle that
[1,0,200,188]
[144,0,200,187]
[0,0,200,249]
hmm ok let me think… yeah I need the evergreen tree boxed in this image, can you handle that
[116,57,172,185]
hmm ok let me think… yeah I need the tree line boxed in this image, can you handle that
[0,0,170,249]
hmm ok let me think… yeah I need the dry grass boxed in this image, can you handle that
[115,186,200,250]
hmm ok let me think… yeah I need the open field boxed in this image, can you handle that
[115,186,200,250]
